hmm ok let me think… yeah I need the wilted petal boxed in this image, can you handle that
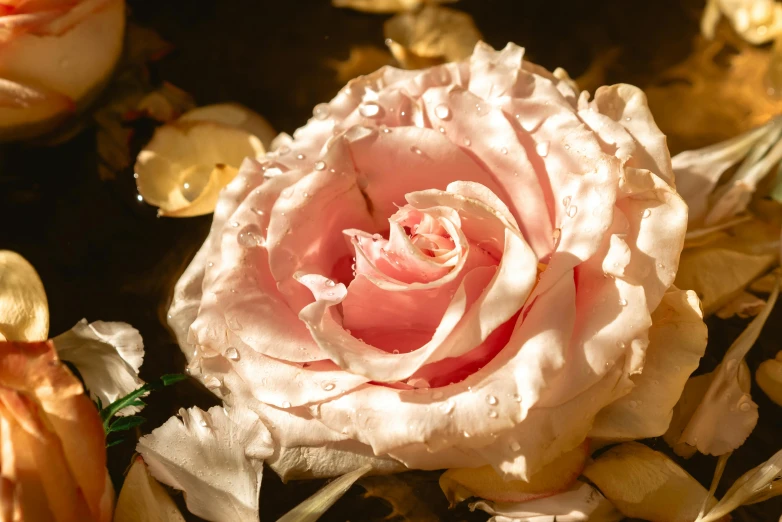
[470,482,622,522]
[135,116,265,217]
[384,6,481,69]
[53,319,144,415]
[589,288,707,440]
[582,442,716,522]
[137,405,272,522]
[114,457,185,522]
[756,350,782,405]
[0,250,48,342]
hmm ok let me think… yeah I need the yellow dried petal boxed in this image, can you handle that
[583,442,716,522]
[114,457,185,522]
[0,251,48,341]
[326,46,395,84]
[756,350,782,406]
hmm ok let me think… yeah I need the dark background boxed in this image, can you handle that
[0,0,780,520]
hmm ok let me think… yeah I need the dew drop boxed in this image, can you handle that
[296,153,305,160]
[619,298,628,306]
[512,393,521,402]
[359,102,382,118]
[322,382,336,391]
[625,116,631,121]
[510,440,521,452]
[136,194,143,202]
[204,375,222,389]
[463,137,471,146]
[207,262,214,268]
[251,207,265,216]
[230,221,240,228]
[536,141,550,157]
[313,103,330,120]
[562,196,571,208]
[567,205,578,218]
[392,349,400,354]
[462,430,471,438]
[500,147,508,155]
[438,126,446,134]
[278,145,291,155]
[628,400,638,409]
[199,419,208,427]
[237,225,265,248]
[617,340,626,348]
[325,279,336,287]
[486,394,498,406]
[740,402,751,412]
[227,316,243,331]
[642,208,651,218]
[434,104,451,120]
[382,127,392,134]
[411,146,423,155]
[489,411,498,418]
[224,347,240,361]
[314,160,326,171]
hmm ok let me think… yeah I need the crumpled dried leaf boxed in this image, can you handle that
[665,280,778,457]
[326,45,395,84]
[470,482,622,522]
[135,82,195,123]
[697,448,782,522]
[756,350,782,405]
[136,405,272,522]
[53,319,145,415]
[439,442,588,506]
[716,291,767,318]
[0,250,48,341]
[702,0,782,45]
[277,464,372,522]
[114,456,185,522]
[645,25,782,152]
[384,5,481,68]
[582,442,717,522]
[675,218,780,315]
[135,107,268,217]
[331,0,455,14]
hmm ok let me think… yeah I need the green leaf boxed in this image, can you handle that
[160,373,188,386]
[99,373,188,432]
[129,399,146,408]
[106,438,125,448]
[108,416,146,434]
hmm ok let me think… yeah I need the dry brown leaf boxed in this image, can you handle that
[675,218,780,315]
[383,5,481,69]
[756,350,782,405]
[646,24,782,152]
[114,457,186,522]
[331,0,455,14]
[0,250,48,342]
[359,474,439,521]
[326,46,395,84]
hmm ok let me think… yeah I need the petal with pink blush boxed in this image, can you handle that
[468,42,525,100]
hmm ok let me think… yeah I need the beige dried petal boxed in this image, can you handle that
[114,457,185,522]
[675,218,780,315]
[582,442,716,522]
[179,103,276,150]
[702,0,782,45]
[326,46,395,84]
[716,291,766,318]
[384,5,481,68]
[331,0,455,13]
[0,250,48,342]
[135,118,263,217]
[756,350,782,405]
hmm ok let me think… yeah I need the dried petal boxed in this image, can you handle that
[52,319,145,415]
[137,405,272,522]
[582,442,716,522]
[114,457,185,522]
[135,118,264,217]
[756,350,782,405]
[0,250,48,342]
[384,5,481,68]
[326,45,394,84]
[716,291,766,318]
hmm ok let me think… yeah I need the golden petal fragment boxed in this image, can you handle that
[332,0,455,14]
[114,457,186,522]
[0,251,48,342]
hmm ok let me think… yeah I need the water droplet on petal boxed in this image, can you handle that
[642,209,651,218]
[463,137,471,147]
[462,430,471,438]
[238,225,265,248]
[282,401,292,408]
[204,375,222,389]
[199,419,208,427]
[567,205,578,218]
[411,146,423,155]
[628,400,638,409]
[314,161,326,171]
[359,102,382,118]
[536,141,550,157]
[313,103,330,120]
[617,341,626,348]
[500,147,508,155]
[224,347,240,360]
[434,104,451,119]
[512,393,521,402]
[486,394,498,406]
[278,145,291,155]
[510,440,521,452]
[619,298,628,306]
[381,127,392,134]
[740,402,751,412]
[230,221,240,228]
[227,316,243,331]
[488,410,498,418]
[438,126,446,134]
[296,153,305,160]
[322,381,336,391]
[562,196,571,208]
[251,207,265,216]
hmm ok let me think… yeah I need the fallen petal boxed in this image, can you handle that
[332,0,454,13]
[756,350,782,405]
[114,456,185,522]
[0,250,48,342]
[716,291,767,319]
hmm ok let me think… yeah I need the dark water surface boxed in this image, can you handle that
[1,0,780,520]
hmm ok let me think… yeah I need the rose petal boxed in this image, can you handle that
[589,288,707,441]
[582,442,716,522]
[137,405,272,522]
[0,250,48,342]
[470,482,622,522]
[52,319,145,415]
[114,457,186,522]
[179,103,276,150]
[135,120,265,217]
[756,350,782,406]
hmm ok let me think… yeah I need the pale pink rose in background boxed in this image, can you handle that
[168,42,705,481]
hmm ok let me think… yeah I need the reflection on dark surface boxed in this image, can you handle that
[0,0,780,520]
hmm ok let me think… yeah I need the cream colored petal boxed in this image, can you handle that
[114,457,185,522]
[383,6,481,68]
[0,250,48,342]
[136,405,272,522]
[178,103,276,150]
[675,218,779,316]
[135,120,262,217]
[582,442,716,522]
[589,288,707,441]
[716,291,766,319]
[52,320,144,415]
[326,46,394,84]
[756,350,782,405]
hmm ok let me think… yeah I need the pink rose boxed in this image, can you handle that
[169,42,704,481]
